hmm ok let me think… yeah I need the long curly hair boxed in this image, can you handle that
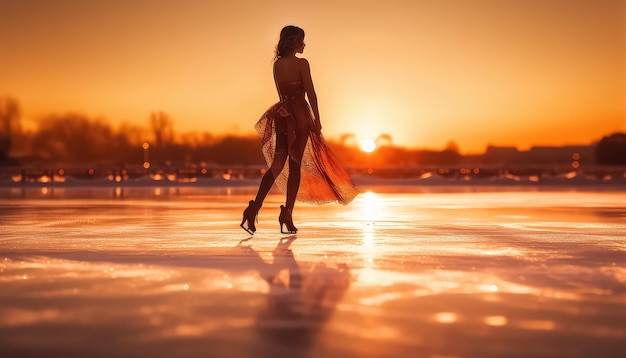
[274,25,305,60]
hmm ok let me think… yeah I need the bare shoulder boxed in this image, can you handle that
[297,57,311,71]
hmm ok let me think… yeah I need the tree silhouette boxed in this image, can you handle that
[149,111,174,147]
[444,141,460,153]
[199,135,264,165]
[31,114,115,163]
[118,121,146,146]
[0,97,22,164]
[595,133,626,165]
[375,133,393,147]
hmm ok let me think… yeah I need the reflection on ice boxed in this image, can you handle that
[253,237,352,350]
[433,312,457,324]
[484,315,507,327]
[359,191,386,221]
[0,189,625,357]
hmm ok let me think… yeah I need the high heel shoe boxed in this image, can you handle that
[278,205,298,234]
[241,200,259,235]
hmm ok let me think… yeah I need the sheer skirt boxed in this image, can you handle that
[255,100,358,205]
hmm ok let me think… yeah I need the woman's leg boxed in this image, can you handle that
[254,119,288,207]
[285,131,309,212]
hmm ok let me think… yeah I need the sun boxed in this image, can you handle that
[358,138,377,153]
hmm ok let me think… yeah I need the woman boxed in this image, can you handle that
[241,25,358,235]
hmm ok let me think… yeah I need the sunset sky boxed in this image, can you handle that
[1,0,624,153]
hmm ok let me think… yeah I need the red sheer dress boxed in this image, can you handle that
[255,81,358,205]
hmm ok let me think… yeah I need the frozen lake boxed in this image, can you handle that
[1,186,625,357]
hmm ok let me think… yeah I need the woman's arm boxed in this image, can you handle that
[273,62,283,99]
[300,59,322,133]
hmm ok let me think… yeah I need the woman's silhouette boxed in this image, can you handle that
[241,25,358,235]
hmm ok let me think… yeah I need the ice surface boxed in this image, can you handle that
[0,186,625,357]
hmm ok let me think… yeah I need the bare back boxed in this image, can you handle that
[274,57,304,83]
[273,57,320,126]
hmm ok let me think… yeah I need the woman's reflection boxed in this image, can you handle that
[237,236,352,353]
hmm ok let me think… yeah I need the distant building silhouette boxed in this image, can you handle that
[483,146,519,166]
[477,145,595,168]
[596,133,626,165]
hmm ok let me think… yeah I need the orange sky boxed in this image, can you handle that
[1,0,625,153]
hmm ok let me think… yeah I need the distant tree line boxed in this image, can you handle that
[0,96,466,168]
[2,96,624,168]
[0,97,267,167]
